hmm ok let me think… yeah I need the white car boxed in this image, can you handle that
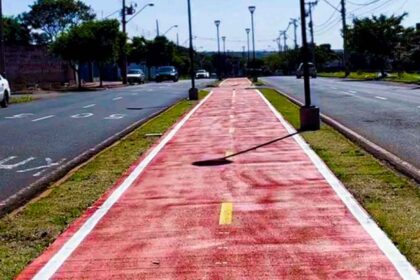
[196,69,210,79]
[0,75,11,108]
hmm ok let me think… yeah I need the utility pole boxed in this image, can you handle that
[222,36,226,54]
[245,28,251,66]
[0,0,5,76]
[121,0,128,85]
[341,0,349,76]
[290,18,299,49]
[187,0,197,100]
[307,1,318,63]
[156,19,160,36]
[280,31,288,51]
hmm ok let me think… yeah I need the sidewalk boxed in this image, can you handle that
[18,78,417,279]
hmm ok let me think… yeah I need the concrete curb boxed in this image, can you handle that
[265,86,420,184]
[0,105,175,217]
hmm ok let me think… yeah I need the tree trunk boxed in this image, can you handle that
[99,65,103,88]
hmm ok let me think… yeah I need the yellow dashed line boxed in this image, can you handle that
[219,202,233,225]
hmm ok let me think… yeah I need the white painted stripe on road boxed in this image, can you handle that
[349,90,357,94]
[131,93,139,96]
[32,115,55,122]
[257,89,419,280]
[83,104,96,109]
[113,97,123,101]
[32,90,215,280]
[341,91,355,97]
[375,96,388,100]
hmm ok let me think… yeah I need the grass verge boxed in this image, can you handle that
[0,90,209,279]
[261,88,420,269]
[10,96,37,104]
[319,71,420,84]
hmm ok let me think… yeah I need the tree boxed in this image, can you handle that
[2,16,31,45]
[128,36,148,64]
[347,14,407,76]
[51,19,122,88]
[22,0,95,42]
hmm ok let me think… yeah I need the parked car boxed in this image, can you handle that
[127,69,145,85]
[296,62,317,79]
[155,66,179,82]
[196,69,210,79]
[0,75,11,108]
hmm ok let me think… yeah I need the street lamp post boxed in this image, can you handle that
[214,20,221,80]
[299,0,320,131]
[245,28,250,67]
[222,36,226,54]
[163,24,178,36]
[187,0,198,100]
[0,0,5,76]
[248,6,257,82]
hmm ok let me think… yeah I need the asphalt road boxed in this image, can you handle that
[0,79,213,202]
[261,76,420,170]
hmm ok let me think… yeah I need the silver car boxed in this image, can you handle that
[0,75,11,108]
[296,62,317,79]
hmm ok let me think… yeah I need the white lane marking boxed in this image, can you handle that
[32,115,55,122]
[131,93,139,96]
[104,114,126,120]
[5,113,34,119]
[349,90,357,94]
[17,158,66,177]
[375,96,388,100]
[147,89,153,92]
[332,87,338,90]
[83,104,96,109]
[0,156,35,170]
[341,91,355,97]
[113,97,123,101]
[257,89,419,280]
[32,90,215,280]
[71,113,93,119]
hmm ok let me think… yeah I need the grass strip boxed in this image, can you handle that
[0,90,209,279]
[261,88,420,269]
[10,96,36,104]
[319,71,420,84]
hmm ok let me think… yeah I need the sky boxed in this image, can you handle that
[4,0,420,52]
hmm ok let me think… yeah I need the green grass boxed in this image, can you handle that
[319,71,420,84]
[261,88,420,269]
[10,96,36,104]
[0,90,209,280]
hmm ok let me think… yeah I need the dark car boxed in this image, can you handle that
[296,62,317,79]
[127,69,145,85]
[156,66,179,82]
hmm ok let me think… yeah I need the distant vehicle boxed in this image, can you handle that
[196,69,210,79]
[127,69,145,85]
[156,66,179,82]
[0,75,11,108]
[296,62,317,79]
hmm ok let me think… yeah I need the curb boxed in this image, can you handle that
[264,86,420,184]
[0,105,175,217]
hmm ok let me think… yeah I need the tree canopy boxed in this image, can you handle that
[2,16,31,45]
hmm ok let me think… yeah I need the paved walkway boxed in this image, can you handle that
[19,79,417,279]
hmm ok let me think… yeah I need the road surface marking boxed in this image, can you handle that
[5,113,34,119]
[83,104,96,109]
[31,90,215,280]
[349,90,357,94]
[17,158,66,177]
[71,113,93,119]
[229,127,235,134]
[105,114,126,120]
[225,150,234,157]
[342,91,355,97]
[113,97,123,101]
[375,96,388,100]
[32,115,55,122]
[147,89,153,92]
[219,202,233,225]
[0,156,35,170]
[257,89,419,280]
[131,93,139,96]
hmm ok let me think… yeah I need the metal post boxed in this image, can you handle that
[215,20,221,80]
[299,0,320,131]
[291,18,298,49]
[121,0,128,85]
[0,0,5,76]
[307,1,318,64]
[341,0,349,76]
[246,28,250,66]
[187,0,198,100]
[222,36,226,54]
[249,6,257,82]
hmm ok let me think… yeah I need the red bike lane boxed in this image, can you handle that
[18,79,417,279]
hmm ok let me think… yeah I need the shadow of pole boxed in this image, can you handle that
[192,131,300,167]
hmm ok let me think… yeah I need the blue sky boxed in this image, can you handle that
[4,0,419,51]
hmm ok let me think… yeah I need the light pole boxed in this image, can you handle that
[299,0,320,131]
[163,24,178,36]
[248,6,257,82]
[0,0,5,76]
[214,20,221,80]
[222,36,226,54]
[122,2,154,84]
[245,28,250,66]
[187,0,198,100]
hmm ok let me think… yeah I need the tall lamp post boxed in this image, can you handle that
[122,2,154,84]
[214,20,221,80]
[248,6,257,82]
[0,0,5,76]
[187,0,198,100]
[245,28,250,67]
[222,36,226,54]
[163,24,178,36]
[299,0,320,131]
